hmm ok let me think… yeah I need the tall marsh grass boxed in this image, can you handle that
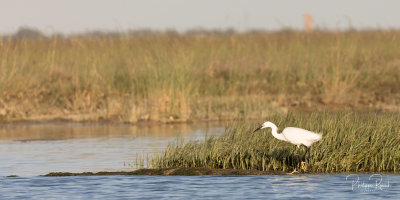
[151,112,400,173]
[1,31,400,122]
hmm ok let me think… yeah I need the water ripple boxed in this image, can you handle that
[1,174,399,199]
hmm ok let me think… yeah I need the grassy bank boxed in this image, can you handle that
[1,31,400,122]
[151,112,400,173]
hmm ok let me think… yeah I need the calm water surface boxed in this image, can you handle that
[0,122,224,176]
[0,122,399,199]
[1,174,399,199]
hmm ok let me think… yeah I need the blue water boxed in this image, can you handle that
[0,123,399,199]
[1,174,399,199]
[0,122,224,176]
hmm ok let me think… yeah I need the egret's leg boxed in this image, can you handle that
[290,146,301,174]
[303,146,309,161]
[300,145,309,172]
[299,144,309,161]
[297,146,301,168]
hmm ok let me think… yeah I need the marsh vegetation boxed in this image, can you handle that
[1,31,400,122]
[2,30,399,174]
[151,112,400,173]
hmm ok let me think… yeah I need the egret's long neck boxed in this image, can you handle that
[269,123,286,141]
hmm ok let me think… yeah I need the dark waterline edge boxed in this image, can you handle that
[3,168,397,178]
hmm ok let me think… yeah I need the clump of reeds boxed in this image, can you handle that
[151,112,400,173]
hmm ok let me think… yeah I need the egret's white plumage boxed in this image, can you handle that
[254,121,322,173]
[253,121,323,172]
[253,121,322,148]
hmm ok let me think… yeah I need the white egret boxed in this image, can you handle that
[253,121,322,172]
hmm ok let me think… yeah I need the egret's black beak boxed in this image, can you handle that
[253,125,262,133]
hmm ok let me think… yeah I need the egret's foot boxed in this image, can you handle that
[288,168,300,174]
[301,161,307,172]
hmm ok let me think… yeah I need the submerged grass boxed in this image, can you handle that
[151,112,400,173]
[0,31,400,122]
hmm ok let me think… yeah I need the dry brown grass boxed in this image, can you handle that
[0,31,400,122]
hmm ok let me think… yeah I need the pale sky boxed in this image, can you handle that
[0,0,399,35]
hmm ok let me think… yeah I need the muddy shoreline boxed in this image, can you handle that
[43,167,287,176]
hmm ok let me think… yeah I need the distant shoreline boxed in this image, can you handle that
[1,32,399,123]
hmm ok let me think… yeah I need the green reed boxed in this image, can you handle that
[151,112,400,173]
